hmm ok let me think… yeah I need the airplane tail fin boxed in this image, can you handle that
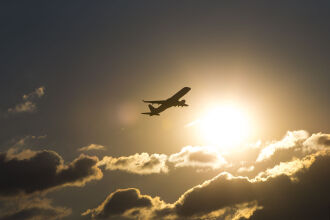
[141,104,159,116]
[148,104,155,112]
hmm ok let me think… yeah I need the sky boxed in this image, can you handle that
[0,1,329,220]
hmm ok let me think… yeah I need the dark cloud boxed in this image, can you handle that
[0,198,71,220]
[0,207,65,220]
[0,149,103,197]
[316,134,330,146]
[82,188,166,219]
[87,132,329,219]
[157,150,330,219]
[252,151,330,219]
[0,205,71,220]
[168,173,256,219]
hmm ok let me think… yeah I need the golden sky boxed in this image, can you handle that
[0,1,329,220]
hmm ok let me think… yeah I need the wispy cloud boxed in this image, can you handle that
[0,197,71,220]
[78,144,105,152]
[7,86,45,114]
[99,153,168,175]
[256,130,309,162]
[169,146,227,169]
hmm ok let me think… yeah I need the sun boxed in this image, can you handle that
[189,104,252,149]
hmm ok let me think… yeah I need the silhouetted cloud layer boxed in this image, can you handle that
[7,87,45,114]
[86,131,330,219]
[0,149,103,197]
[98,131,330,177]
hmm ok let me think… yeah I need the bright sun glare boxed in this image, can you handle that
[189,105,252,149]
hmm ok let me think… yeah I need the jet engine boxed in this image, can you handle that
[177,100,187,107]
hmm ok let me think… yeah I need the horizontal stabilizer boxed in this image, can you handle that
[141,112,160,116]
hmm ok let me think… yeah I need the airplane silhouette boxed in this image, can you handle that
[142,87,191,116]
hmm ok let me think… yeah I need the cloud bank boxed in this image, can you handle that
[85,131,330,220]
[98,131,330,176]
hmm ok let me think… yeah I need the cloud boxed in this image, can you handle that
[23,87,45,100]
[158,149,330,219]
[7,86,45,114]
[256,131,330,163]
[256,130,309,162]
[82,188,167,219]
[78,144,106,152]
[98,146,227,176]
[168,146,227,169]
[83,188,261,220]
[89,136,330,219]
[318,134,330,145]
[1,135,47,156]
[0,149,103,197]
[0,197,71,220]
[10,135,47,148]
[195,200,262,220]
[97,131,328,178]
[99,153,168,175]
[237,165,254,173]
[244,131,330,177]
[302,132,330,151]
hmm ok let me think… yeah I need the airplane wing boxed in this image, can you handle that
[143,100,167,104]
[169,87,191,101]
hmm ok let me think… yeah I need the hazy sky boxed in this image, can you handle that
[1,1,329,220]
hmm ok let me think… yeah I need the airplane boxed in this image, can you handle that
[141,87,191,116]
